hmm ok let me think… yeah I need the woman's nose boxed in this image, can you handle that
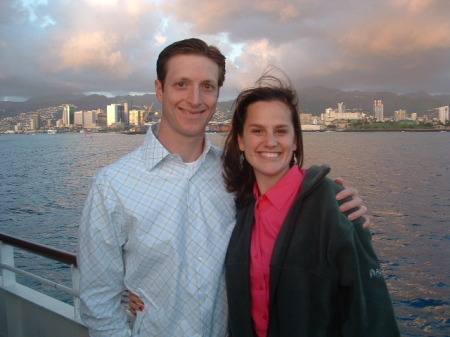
[264,132,277,146]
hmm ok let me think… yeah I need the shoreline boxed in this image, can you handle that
[338,129,449,132]
[2,128,449,135]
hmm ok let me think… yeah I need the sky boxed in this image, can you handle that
[1,0,450,102]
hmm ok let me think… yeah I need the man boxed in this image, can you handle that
[77,38,367,336]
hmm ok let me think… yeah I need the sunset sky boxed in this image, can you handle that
[1,0,450,102]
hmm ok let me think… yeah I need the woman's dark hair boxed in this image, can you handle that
[222,71,304,203]
[156,38,226,88]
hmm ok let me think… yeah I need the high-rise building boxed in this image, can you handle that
[62,104,75,126]
[83,110,97,128]
[30,113,41,130]
[106,104,126,126]
[119,100,131,124]
[438,106,449,124]
[374,100,384,122]
[74,110,84,126]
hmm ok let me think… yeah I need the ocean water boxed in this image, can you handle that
[0,131,449,336]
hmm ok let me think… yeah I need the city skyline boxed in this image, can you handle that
[1,0,450,102]
[3,97,448,133]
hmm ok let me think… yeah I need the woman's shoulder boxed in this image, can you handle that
[302,165,344,196]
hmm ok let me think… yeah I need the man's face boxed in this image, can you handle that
[155,54,220,142]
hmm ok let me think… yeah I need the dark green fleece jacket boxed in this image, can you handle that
[225,165,399,337]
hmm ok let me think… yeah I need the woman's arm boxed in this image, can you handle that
[336,223,400,336]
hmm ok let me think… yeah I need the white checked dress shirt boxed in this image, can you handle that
[77,124,236,336]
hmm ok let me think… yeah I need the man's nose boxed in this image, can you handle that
[187,86,201,106]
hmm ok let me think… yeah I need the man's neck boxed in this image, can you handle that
[155,124,206,163]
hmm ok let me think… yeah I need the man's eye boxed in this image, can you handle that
[204,83,214,90]
[176,82,185,88]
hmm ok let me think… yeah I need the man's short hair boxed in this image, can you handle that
[156,38,226,88]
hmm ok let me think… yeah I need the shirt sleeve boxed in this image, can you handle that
[335,221,400,337]
[77,173,131,337]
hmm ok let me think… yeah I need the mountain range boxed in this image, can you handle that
[1,87,449,120]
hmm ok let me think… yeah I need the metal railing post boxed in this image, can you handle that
[71,265,81,319]
[0,242,16,287]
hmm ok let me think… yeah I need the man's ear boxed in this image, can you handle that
[155,80,163,102]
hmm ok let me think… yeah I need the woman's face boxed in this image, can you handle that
[238,100,297,194]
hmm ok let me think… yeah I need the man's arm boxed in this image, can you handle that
[334,178,370,228]
[77,177,130,337]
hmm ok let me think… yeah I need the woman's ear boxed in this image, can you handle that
[238,134,245,152]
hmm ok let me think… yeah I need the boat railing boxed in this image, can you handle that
[0,232,81,319]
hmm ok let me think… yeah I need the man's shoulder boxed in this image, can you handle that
[208,144,223,157]
[94,147,143,180]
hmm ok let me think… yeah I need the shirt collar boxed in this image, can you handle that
[141,123,212,171]
[253,166,306,210]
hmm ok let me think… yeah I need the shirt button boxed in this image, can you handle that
[263,314,268,321]
[203,329,210,336]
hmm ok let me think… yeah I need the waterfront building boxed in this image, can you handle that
[118,100,131,124]
[394,109,407,122]
[300,113,313,125]
[74,110,84,126]
[96,112,107,127]
[30,113,41,130]
[62,105,75,126]
[337,102,345,114]
[83,110,97,128]
[106,104,126,126]
[321,106,364,126]
[15,123,23,132]
[374,100,384,122]
[438,106,449,124]
[129,109,143,125]
[300,113,322,130]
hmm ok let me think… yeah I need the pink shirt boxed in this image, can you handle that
[250,166,306,337]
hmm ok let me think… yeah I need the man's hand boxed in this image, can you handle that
[335,178,370,228]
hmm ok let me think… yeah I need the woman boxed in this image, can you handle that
[222,74,399,337]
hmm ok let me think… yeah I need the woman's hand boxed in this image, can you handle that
[128,291,144,316]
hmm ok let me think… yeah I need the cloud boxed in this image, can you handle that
[1,0,450,101]
[55,31,132,77]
